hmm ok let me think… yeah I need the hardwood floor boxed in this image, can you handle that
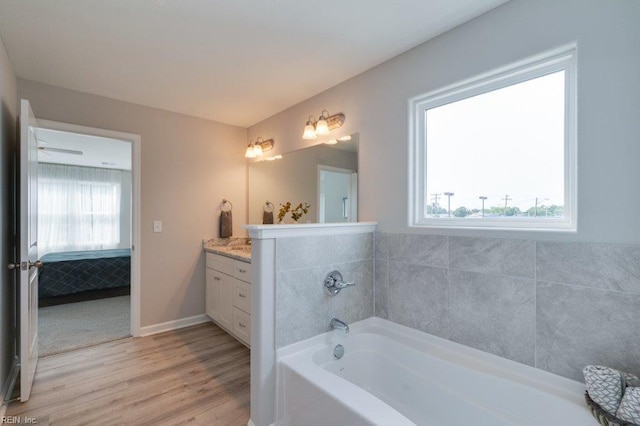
[7,322,250,426]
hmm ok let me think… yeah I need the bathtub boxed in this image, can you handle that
[275,317,593,425]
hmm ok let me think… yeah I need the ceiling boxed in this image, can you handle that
[37,128,132,170]
[0,0,509,128]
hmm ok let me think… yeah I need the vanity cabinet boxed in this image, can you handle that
[205,252,251,347]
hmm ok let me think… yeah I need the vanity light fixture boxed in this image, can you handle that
[315,110,330,136]
[302,110,345,139]
[245,140,257,158]
[244,137,275,158]
[302,116,317,139]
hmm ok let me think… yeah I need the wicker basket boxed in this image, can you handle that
[585,392,639,426]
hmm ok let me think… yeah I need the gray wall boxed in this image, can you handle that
[0,35,17,399]
[18,79,248,328]
[375,232,640,382]
[275,233,373,348]
[249,0,640,382]
[249,0,640,244]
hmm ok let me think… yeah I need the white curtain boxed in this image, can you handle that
[38,163,122,256]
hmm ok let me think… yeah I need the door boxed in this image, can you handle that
[318,166,357,223]
[19,99,41,401]
[218,274,234,331]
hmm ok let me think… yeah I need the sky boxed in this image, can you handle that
[426,70,565,213]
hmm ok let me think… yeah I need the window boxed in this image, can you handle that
[38,163,123,256]
[409,44,577,231]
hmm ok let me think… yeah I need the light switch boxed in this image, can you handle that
[153,220,162,233]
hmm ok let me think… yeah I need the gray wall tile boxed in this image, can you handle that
[277,233,373,271]
[449,237,535,279]
[375,232,389,260]
[332,260,374,325]
[536,282,640,382]
[537,241,640,293]
[449,270,536,366]
[276,266,331,348]
[389,233,448,267]
[375,259,389,319]
[388,261,449,338]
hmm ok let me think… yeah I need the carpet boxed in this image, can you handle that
[39,296,131,357]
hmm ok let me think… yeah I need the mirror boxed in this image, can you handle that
[248,134,358,224]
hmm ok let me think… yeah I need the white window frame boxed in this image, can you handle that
[408,43,577,232]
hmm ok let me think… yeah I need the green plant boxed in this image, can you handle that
[278,201,310,223]
[277,202,292,223]
[290,202,311,222]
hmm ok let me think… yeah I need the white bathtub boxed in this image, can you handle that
[275,317,593,425]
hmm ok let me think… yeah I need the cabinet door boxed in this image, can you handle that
[232,307,251,346]
[218,273,234,331]
[233,278,251,314]
[206,268,221,321]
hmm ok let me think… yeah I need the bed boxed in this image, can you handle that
[39,249,131,299]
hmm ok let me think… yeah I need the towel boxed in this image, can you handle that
[584,365,640,421]
[263,210,274,224]
[220,210,232,238]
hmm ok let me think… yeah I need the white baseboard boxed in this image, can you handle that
[247,420,273,426]
[1,357,19,417]
[138,314,210,337]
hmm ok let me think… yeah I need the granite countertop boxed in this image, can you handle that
[203,237,251,263]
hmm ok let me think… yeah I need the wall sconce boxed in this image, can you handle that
[245,137,275,158]
[302,110,345,140]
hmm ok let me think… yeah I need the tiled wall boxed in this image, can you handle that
[275,233,374,348]
[375,233,640,382]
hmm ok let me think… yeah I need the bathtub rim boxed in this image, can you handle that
[276,316,587,407]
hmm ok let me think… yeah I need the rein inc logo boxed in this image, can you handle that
[1,417,37,424]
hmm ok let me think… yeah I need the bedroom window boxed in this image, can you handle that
[38,163,123,256]
[409,44,577,231]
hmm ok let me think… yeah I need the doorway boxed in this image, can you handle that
[318,165,358,223]
[35,119,141,351]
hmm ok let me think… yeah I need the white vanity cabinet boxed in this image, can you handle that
[205,252,251,347]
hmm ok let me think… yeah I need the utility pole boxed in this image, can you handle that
[502,194,512,216]
[430,193,441,214]
[444,192,454,217]
[479,196,488,218]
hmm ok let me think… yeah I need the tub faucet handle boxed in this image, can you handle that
[324,270,355,296]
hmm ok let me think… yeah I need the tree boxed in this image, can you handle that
[427,204,447,215]
[453,206,471,217]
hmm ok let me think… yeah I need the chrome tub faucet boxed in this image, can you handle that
[330,318,349,334]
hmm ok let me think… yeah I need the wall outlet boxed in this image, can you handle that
[153,220,162,233]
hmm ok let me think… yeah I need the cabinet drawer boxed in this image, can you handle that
[233,279,251,313]
[232,307,251,346]
[206,253,234,276]
[234,261,252,282]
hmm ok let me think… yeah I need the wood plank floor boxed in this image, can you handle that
[7,322,250,426]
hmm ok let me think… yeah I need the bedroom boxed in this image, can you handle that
[35,127,132,356]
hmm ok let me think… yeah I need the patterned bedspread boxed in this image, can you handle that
[39,249,131,299]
